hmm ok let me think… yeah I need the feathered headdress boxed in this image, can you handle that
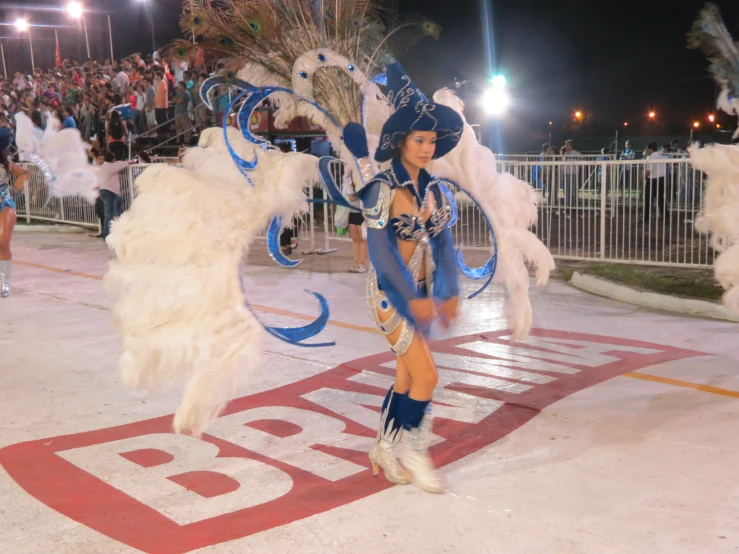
[172,0,439,129]
[688,3,739,123]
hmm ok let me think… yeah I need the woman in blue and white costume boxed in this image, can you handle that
[0,126,32,298]
[354,64,463,494]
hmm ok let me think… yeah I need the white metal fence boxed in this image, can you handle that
[11,157,712,268]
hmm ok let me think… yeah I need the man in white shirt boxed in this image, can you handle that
[644,141,668,221]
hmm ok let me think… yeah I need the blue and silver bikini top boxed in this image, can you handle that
[390,207,451,240]
[359,159,453,240]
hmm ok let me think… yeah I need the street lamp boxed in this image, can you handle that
[648,111,656,119]
[67,2,91,60]
[624,122,628,127]
[574,110,582,119]
[136,0,157,53]
[693,121,700,128]
[708,114,715,123]
[15,18,34,71]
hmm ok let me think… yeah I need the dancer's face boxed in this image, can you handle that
[400,131,437,170]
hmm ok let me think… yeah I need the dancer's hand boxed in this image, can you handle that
[438,297,459,329]
[12,173,30,192]
[409,298,436,325]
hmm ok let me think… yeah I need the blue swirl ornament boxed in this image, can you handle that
[267,216,302,268]
[443,181,498,299]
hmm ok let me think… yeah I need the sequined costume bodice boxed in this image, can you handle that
[355,158,459,355]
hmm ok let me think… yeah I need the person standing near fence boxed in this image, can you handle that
[644,141,668,222]
[96,152,131,241]
[540,143,560,213]
[620,139,638,191]
[562,139,581,217]
[107,110,128,161]
[0,127,32,297]
[346,175,367,273]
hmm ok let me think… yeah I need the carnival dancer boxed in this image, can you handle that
[353,64,463,493]
[0,127,32,297]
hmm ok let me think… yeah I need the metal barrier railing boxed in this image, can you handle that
[11,157,713,268]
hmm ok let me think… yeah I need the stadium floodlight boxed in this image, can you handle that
[67,2,83,18]
[482,86,509,115]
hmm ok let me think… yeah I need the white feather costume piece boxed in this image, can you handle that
[689,143,739,313]
[105,127,318,436]
[14,112,98,204]
[429,89,555,340]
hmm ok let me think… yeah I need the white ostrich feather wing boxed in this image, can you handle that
[430,89,555,341]
[690,143,739,313]
[105,130,318,436]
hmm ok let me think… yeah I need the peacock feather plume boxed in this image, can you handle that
[688,3,739,100]
[173,0,439,127]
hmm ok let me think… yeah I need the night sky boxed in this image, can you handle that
[2,0,738,140]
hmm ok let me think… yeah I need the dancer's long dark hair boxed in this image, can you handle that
[0,135,11,175]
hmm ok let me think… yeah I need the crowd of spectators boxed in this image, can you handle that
[0,50,214,161]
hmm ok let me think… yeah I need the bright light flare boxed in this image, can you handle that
[14,18,29,32]
[574,111,583,120]
[624,122,628,127]
[648,111,656,119]
[491,75,506,89]
[708,114,716,123]
[693,121,700,128]
[482,87,509,115]
[67,1,83,18]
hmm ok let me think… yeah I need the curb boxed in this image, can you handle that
[569,271,739,323]
[14,224,89,234]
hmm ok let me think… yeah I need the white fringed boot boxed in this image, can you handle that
[0,260,10,297]
[398,402,444,494]
[369,387,411,485]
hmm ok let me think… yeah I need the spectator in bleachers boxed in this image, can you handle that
[172,82,192,145]
[192,73,209,133]
[154,71,169,127]
[61,106,76,129]
[112,65,130,99]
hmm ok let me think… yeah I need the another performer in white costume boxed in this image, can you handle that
[688,4,739,314]
[0,127,32,298]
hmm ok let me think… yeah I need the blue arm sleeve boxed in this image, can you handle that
[359,180,420,325]
[431,225,460,301]
[367,227,420,323]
